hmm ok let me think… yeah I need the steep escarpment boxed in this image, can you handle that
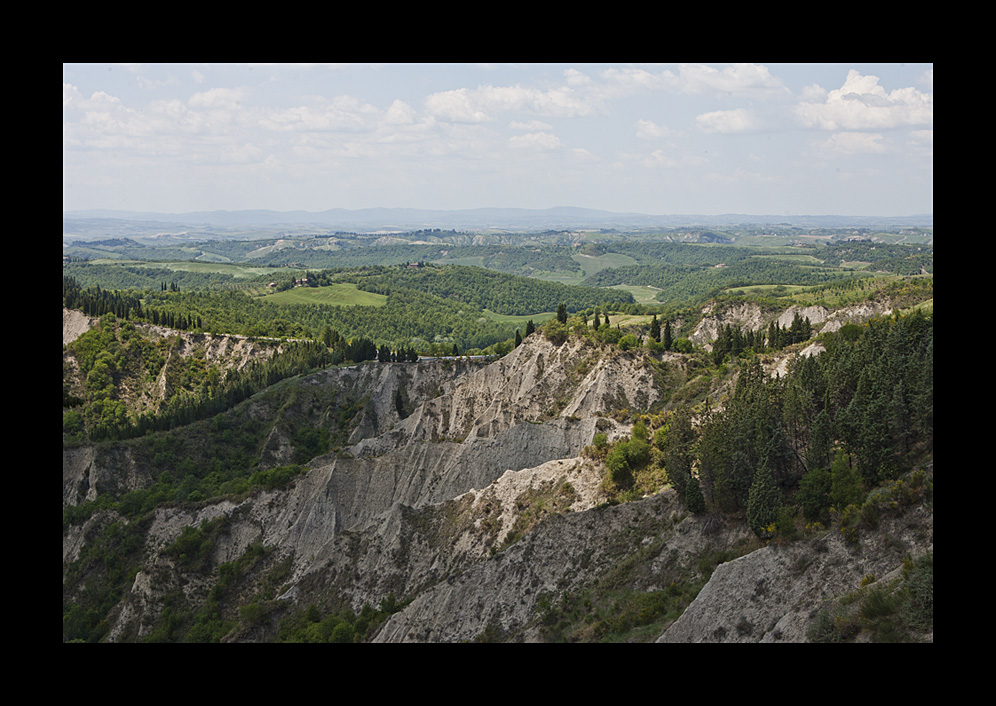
[371,488,752,643]
[690,300,897,347]
[64,304,933,643]
[66,333,678,642]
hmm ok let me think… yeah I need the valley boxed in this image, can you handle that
[63,216,933,643]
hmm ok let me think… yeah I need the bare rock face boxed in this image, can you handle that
[690,300,895,349]
[657,509,933,643]
[371,490,750,643]
[691,302,768,346]
[90,333,669,641]
[68,325,932,644]
[63,307,96,345]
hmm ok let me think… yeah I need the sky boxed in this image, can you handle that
[63,63,933,218]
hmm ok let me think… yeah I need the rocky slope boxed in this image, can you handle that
[63,300,932,643]
[690,300,896,347]
[65,333,680,641]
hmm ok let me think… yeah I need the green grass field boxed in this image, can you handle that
[609,284,663,305]
[264,283,388,307]
[573,252,638,278]
[532,252,638,285]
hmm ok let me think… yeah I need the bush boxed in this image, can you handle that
[618,334,639,351]
[542,320,569,345]
[249,464,305,490]
[598,326,622,345]
[807,609,843,643]
[602,434,651,494]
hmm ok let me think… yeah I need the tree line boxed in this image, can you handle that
[660,309,932,536]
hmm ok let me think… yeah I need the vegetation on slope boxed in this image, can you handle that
[63,228,933,643]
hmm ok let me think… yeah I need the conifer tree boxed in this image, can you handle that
[685,475,706,514]
[746,463,781,538]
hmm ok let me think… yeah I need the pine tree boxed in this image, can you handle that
[650,314,661,342]
[746,463,781,539]
[662,320,673,351]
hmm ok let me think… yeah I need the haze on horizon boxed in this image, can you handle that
[63,63,933,219]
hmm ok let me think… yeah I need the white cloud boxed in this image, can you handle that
[600,67,667,95]
[424,82,596,123]
[508,131,561,150]
[815,131,887,156]
[189,87,247,110]
[795,69,932,131]
[564,68,593,87]
[260,96,377,133]
[510,120,553,132]
[63,63,932,215]
[696,108,756,134]
[635,119,668,140]
[383,99,416,125]
[643,149,680,168]
[668,63,788,96]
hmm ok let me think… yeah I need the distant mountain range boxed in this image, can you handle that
[62,206,933,232]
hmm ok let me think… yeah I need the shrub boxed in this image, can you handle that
[618,334,639,351]
[601,433,651,494]
[249,464,305,490]
[542,320,569,345]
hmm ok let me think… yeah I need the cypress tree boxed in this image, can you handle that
[557,303,567,324]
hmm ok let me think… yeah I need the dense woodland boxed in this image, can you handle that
[63,265,634,347]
